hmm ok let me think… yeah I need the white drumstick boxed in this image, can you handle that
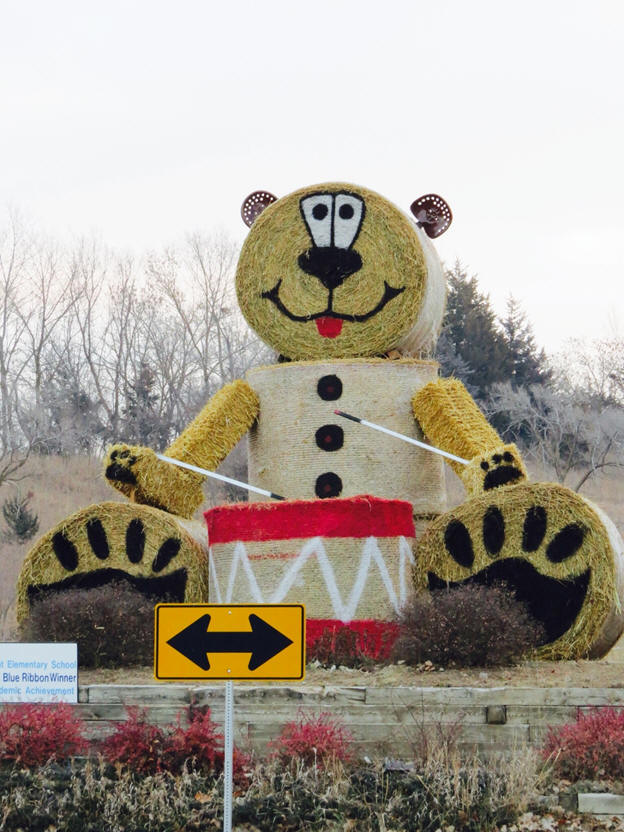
[156,454,286,500]
[333,410,469,465]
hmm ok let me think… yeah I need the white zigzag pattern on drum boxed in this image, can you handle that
[209,536,415,622]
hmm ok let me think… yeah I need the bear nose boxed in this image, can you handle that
[297,247,362,290]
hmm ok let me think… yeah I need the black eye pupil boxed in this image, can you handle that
[312,204,328,220]
[338,204,354,219]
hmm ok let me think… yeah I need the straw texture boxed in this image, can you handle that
[206,495,416,622]
[236,182,445,360]
[246,359,446,513]
[17,502,209,623]
[413,482,624,660]
[105,380,259,517]
[412,377,528,494]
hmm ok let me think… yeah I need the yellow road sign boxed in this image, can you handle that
[154,604,305,681]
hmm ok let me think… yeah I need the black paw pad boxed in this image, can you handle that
[86,517,110,560]
[483,506,505,556]
[105,462,138,484]
[546,524,586,563]
[126,518,146,563]
[105,450,138,484]
[522,506,547,552]
[444,519,474,568]
[480,450,523,491]
[152,538,182,573]
[52,532,79,571]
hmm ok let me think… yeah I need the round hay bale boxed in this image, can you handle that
[246,358,446,514]
[205,495,416,625]
[236,182,446,360]
[16,502,209,624]
[413,482,624,660]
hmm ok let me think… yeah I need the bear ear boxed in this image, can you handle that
[241,191,279,227]
[410,194,452,238]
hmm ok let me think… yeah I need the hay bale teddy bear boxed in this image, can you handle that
[20,182,624,660]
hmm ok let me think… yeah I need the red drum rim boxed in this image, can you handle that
[205,494,415,544]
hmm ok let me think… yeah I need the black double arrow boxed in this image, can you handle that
[167,614,293,671]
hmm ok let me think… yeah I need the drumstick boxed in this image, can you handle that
[333,410,469,465]
[156,453,286,500]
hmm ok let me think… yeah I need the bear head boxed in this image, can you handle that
[236,183,451,361]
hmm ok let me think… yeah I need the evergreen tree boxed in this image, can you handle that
[440,261,509,399]
[434,328,478,397]
[499,296,551,389]
[2,491,39,542]
[122,362,161,446]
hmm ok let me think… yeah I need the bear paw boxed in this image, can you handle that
[104,444,204,518]
[105,445,140,492]
[414,481,624,660]
[461,443,528,497]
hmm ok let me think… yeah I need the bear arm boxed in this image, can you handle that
[411,377,528,497]
[105,380,260,518]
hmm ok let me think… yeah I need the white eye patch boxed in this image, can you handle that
[300,192,365,249]
[333,194,365,249]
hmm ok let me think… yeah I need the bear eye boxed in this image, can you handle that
[333,194,365,249]
[300,194,333,247]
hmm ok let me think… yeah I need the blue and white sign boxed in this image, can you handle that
[0,643,78,703]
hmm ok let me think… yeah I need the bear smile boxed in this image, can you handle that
[428,558,591,645]
[261,279,405,337]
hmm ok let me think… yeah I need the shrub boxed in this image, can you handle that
[20,581,155,668]
[307,620,398,668]
[162,706,224,775]
[0,703,87,767]
[2,491,39,542]
[100,707,167,774]
[100,706,245,779]
[393,583,545,667]
[542,707,624,780]
[270,711,354,769]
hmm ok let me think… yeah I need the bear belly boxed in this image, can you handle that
[246,359,446,515]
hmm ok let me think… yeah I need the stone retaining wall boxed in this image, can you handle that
[74,685,624,756]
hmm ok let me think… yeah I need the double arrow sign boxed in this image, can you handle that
[167,612,293,671]
[155,604,305,681]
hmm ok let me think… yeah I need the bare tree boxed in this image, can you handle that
[487,381,624,491]
[552,336,624,406]
[0,211,31,454]
[146,233,268,399]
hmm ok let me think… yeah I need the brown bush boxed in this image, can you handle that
[393,583,545,667]
[20,582,155,668]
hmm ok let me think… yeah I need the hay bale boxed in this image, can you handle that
[104,380,259,517]
[413,377,528,495]
[246,358,446,514]
[17,502,209,624]
[236,182,446,360]
[413,482,624,660]
[205,495,416,623]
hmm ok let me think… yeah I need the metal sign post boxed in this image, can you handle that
[154,603,306,832]
[223,680,234,832]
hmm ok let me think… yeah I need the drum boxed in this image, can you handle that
[205,495,416,659]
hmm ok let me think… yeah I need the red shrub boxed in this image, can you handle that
[0,703,87,767]
[270,711,354,768]
[100,706,250,779]
[306,620,399,667]
[163,706,224,774]
[100,707,167,774]
[542,707,624,780]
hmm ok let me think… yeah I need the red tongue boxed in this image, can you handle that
[315,317,343,338]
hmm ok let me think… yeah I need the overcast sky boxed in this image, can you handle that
[1,0,622,353]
